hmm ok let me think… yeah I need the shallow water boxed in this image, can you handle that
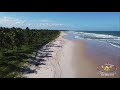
[64,31,120,78]
[64,31,120,48]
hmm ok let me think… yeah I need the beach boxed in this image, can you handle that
[24,31,120,78]
[23,31,68,78]
[72,40,120,78]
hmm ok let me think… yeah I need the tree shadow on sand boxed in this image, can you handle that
[21,58,46,74]
[36,52,52,58]
[20,66,37,74]
[39,50,54,52]
[54,45,62,47]
[22,42,62,74]
[27,56,46,66]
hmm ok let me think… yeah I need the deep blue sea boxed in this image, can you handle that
[64,31,120,48]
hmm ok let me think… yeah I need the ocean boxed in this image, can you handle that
[64,31,120,48]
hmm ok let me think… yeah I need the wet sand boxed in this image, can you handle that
[72,40,100,78]
[72,40,120,78]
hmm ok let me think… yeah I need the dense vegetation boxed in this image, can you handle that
[0,27,60,78]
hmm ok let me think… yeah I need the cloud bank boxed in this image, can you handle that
[0,16,73,30]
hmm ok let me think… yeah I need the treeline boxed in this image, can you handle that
[0,27,60,78]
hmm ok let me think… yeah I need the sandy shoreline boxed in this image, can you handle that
[23,31,69,78]
[71,41,99,78]
[72,40,119,78]
[24,31,120,78]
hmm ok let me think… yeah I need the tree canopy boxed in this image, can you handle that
[0,27,60,78]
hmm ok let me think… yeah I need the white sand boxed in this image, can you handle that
[23,31,103,78]
[23,31,73,78]
[57,40,76,78]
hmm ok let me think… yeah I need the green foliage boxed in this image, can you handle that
[0,27,60,78]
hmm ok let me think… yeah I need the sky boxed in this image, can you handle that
[0,12,120,31]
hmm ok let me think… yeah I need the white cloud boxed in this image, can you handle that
[0,16,27,28]
[0,16,72,30]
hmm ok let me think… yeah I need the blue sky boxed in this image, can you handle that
[0,12,120,31]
